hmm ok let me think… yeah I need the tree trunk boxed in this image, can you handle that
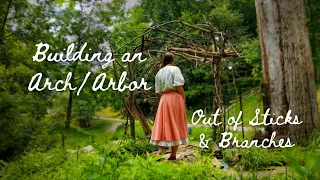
[255,0,320,144]
[66,89,73,128]
[112,55,151,138]
[128,91,136,140]
[127,58,152,139]
[0,0,12,44]
[65,74,75,128]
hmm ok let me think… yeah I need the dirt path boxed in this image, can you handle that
[93,116,125,122]
[106,122,123,133]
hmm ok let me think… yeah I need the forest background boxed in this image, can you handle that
[1,0,320,179]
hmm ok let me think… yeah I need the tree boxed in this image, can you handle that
[0,0,56,160]
[51,0,123,128]
[255,0,320,144]
[109,6,152,138]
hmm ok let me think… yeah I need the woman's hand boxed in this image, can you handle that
[176,86,186,102]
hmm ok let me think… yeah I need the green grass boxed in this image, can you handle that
[96,107,120,118]
[53,120,115,149]
[186,93,263,127]
[188,126,212,142]
[118,121,151,140]
[227,94,263,126]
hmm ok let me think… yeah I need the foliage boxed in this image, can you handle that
[239,38,262,78]
[210,0,246,41]
[0,144,228,180]
[236,148,285,171]
[305,0,320,70]
[140,0,213,24]
[285,147,320,180]
[0,92,31,160]
[118,139,157,156]
[0,148,72,180]
[1,0,320,179]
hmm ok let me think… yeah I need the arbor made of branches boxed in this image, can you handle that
[113,20,239,140]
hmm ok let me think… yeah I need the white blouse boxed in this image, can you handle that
[155,65,185,93]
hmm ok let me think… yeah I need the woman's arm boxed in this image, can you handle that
[176,86,186,102]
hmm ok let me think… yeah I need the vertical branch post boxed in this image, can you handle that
[212,61,222,142]
[239,86,244,139]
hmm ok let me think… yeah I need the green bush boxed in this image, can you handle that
[0,145,228,180]
[118,139,157,156]
[82,151,228,180]
[0,148,72,179]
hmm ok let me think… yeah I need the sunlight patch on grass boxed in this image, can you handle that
[96,107,120,118]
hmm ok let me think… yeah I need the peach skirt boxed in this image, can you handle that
[150,90,189,147]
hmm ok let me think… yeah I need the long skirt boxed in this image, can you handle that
[150,90,189,147]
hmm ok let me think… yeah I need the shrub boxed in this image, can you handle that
[118,138,157,156]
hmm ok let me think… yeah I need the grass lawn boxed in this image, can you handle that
[186,93,263,127]
[53,120,116,149]
[226,94,263,126]
[96,107,120,118]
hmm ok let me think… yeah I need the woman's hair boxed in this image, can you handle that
[162,52,174,67]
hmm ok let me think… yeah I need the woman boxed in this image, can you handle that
[150,52,189,160]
